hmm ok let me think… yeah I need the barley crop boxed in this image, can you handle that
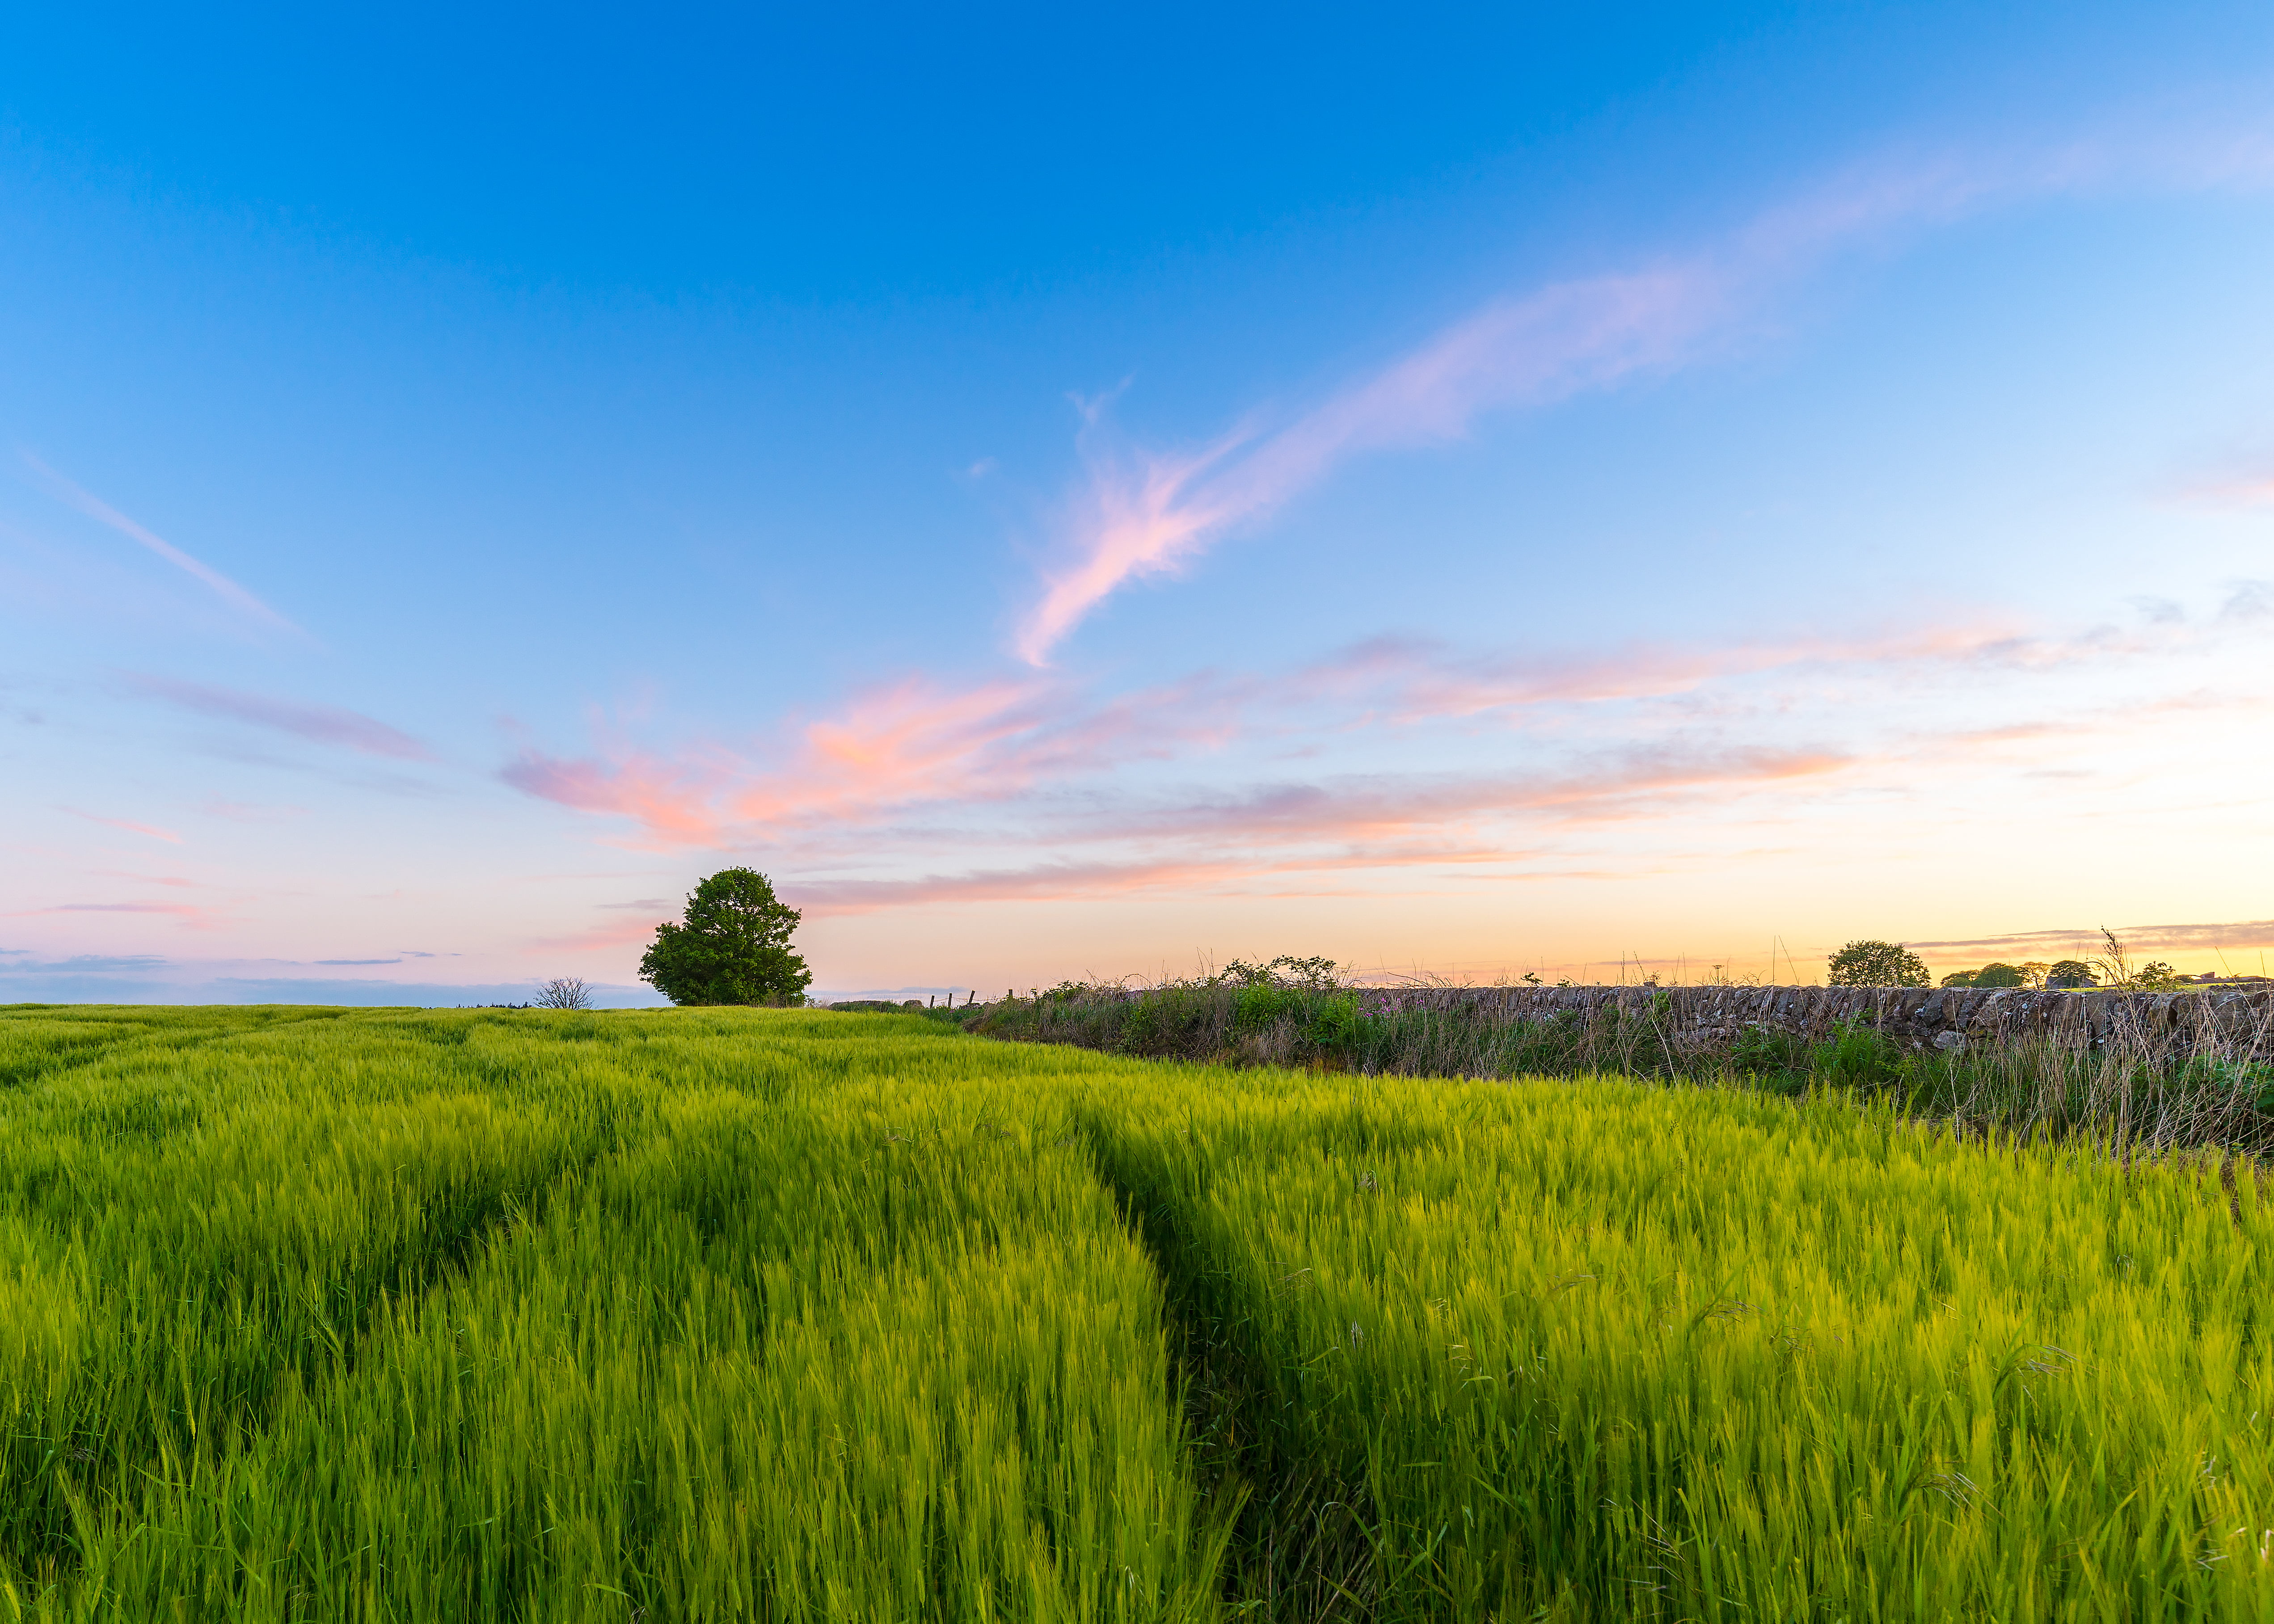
[1,1003,2266,1621]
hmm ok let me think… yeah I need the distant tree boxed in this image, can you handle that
[533,976,594,1010]
[1971,962,2027,989]
[2018,961,2052,989]
[2133,960,2185,992]
[1940,971,1976,989]
[1827,940,1931,988]
[639,868,813,1006]
[2045,959,2097,989]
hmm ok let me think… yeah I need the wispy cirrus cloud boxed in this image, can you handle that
[791,847,1531,914]
[1035,745,1855,851]
[1015,125,2274,665]
[1013,158,2025,665]
[61,808,184,844]
[784,746,1853,916]
[124,674,435,761]
[2184,474,2274,509]
[504,604,2225,853]
[18,900,232,930]
[20,454,307,638]
[505,675,1077,844]
[1906,919,2274,955]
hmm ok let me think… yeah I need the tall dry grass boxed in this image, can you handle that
[969,976,2274,1154]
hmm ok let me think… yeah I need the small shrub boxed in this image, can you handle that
[2177,1056,2274,1113]
[1307,993,1367,1053]
[1233,984,1300,1033]
[1811,1018,1902,1088]
[1730,1023,1808,1075]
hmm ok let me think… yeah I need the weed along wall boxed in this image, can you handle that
[971,981,2274,1151]
[1354,983,2274,1055]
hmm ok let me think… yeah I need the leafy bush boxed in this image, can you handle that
[1730,1022,1808,1071]
[1971,962,2026,989]
[1306,992,1368,1053]
[2177,1056,2274,1113]
[1810,1018,1903,1088]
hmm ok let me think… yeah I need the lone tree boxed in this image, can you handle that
[1827,939,1930,988]
[533,976,595,1010]
[2045,959,2097,988]
[639,868,813,1006]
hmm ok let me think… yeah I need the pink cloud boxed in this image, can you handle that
[1282,622,2046,725]
[789,845,1540,915]
[20,901,230,931]
[61,808,184,844]
[1012,160,2014,665]
[503,602,2232,854]
[1017,266,1740,665]
[20,454,306,637]
[199,799,308,823]
[505,673,1175,845]
[2188,476,2274,508]
[1906,919,2274,954]
[125,675,435,761]
[528,913,681,952]
[1013,122,2274,666]
[1042,745,1856,853]
[501,750,731,843]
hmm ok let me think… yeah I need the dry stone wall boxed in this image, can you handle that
[1353,984,2274,1058]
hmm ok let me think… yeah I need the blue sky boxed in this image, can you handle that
[4,1,2272,1004]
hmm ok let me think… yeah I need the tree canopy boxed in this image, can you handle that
[639,868,813,1006]
[1826,940,1930,988]
[2045,959,2097,988]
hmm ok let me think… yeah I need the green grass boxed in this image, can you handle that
[2,1004,2269,1620]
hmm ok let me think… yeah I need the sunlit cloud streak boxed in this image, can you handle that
[1014,160,2017,664]
[19,454,306,638]
[2183,475,2274,508]
[504,604,2240,851]
[791,847,1533,914]
[1906,919,2274,954]
[1015,131,2274,665]
[1030,745,1852,849]
[781,748,1854,916]
[60,808,184,844]
[17,900,228,930]
[506,675,1102,845]
[124,674,435,761]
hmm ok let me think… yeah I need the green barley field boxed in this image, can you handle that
[0,1005,2267,1621]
